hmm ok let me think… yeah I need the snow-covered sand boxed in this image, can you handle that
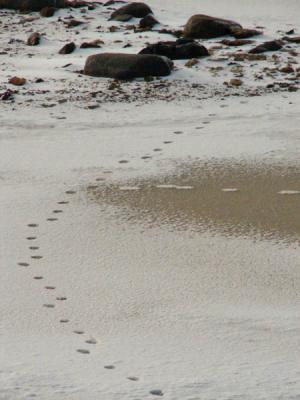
[1,1,300,399]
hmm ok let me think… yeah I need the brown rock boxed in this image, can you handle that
[59,42,76,54]
[158,29,183,38]
[65,19,83,28]
[220,39,254,46]
[249,40,283,54]
[40,6,56,17]
[139,14,158,29]
[9,76,26,86]
[84,52,173,79]
[80,39,104,48]
[232,28,262,39]
[110,2,152,20]
[230,78,242,86]
[27,32,41,46]
[280,65,294,74]
[283,36,300,44]
[139,39,209,60]
[185,58,199,67]
[183,14,242,39]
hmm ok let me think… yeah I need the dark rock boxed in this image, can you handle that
[66,0,93,7]
[110,2,152,20]
[183,14,242,39]
[283,36,300,44]
[139,14,158,29]
[40,6,56,17]
[231,28,262,39]
[59,42,76,54]
[104,0,126,5]
[1,89,14,101]
[80,39,103,48]
[65,19,84,28]
[0,0,65,11]
[139,39,209,59]
[285,29,295,35]
[84,52,173,79]
[27,32,41,46]
[109,25,119,32]
[249,40,283,54]
[280,65,294,73]
[220,39,254,46]
[158,28,183,38]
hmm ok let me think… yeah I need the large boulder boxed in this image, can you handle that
[139,39,209,60]
[110,2,152,20]
[0,0,65,10]
[84,53,173,79]
[183,14,242,39]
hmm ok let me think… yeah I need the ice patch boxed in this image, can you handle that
[222,188,239,192]
[278,190,300,195]
[156,185,194,190]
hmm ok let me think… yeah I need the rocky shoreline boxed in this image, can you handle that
[0,0,299,108]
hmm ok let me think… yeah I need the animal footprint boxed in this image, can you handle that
[127,376,139,382]
[28,223,38,228]
[18,262,29,267]
[85,338,97,345]
[77,349,90,354]
[150,389,164,396]
[73,330,85,335]
[56,297,67,301]
[65,190,76,195]
[47,218,58,222]
[60,319,69,323]
[104,365,115,370]
[45,286,56,290]
[31,255,43,260]
[43,304,55,308]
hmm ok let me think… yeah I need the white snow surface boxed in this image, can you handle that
[1,1,300,399]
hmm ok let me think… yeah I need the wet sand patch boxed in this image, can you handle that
[89,159,300,244]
